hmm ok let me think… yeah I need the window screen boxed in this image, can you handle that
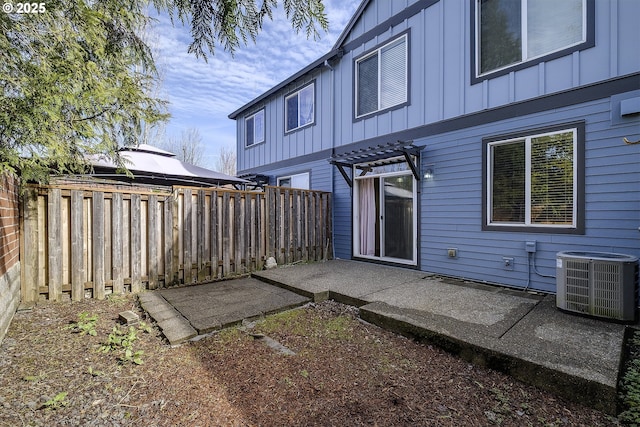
[478,0,585,76]
[356,34,407,118]
[245,110,264,146]
[488,128,577,228]
[285,83,314,132]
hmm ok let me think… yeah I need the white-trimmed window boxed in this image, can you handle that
[486,127,579,230]
[277,172,309,190]
[245,109,264,147]
[285,83,314,132]
[355,33,408,119]
[476,0,587,77]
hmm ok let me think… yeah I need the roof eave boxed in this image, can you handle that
[228,49,340,119]
[331,0,371,50]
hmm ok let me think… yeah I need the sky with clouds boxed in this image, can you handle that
[149,1,361,170]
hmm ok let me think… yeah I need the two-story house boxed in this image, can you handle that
[230,0,640,294]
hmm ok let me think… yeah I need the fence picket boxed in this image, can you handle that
[234,193,242,274]
[148,195,158,290]
[47,189,62,301]
[130,194,142,293]
[210,190,219,279]
[164,193,175,286]
[71,190,85,301]
[111,193,124,294]
[183,189,192,284]
[92,192,105,299]
[197,190,207,281]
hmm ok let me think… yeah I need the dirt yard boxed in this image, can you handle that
[0,294,618,426]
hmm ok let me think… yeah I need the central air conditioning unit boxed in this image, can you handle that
[556,251,639,321]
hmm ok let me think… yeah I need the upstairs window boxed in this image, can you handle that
[355,33,408,119]
[245,109,264,147]
[475,0,591,79]
[484,125,584,233]
[285,83,314,133]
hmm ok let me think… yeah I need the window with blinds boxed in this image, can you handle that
[488,128,577,228]
[476,0,586,77]
[356,34,408,118]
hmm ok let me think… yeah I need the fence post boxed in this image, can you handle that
[21,188,39,303]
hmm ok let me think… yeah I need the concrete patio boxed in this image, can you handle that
[139,259,635,415]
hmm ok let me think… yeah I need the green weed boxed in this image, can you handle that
[65,312,98,336]
[42,392,68,410]
[99,325,144,365]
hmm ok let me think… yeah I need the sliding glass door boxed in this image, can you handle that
[354,162,416,265]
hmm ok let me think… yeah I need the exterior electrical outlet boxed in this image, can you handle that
[525,241,537,253]
[503,257,514,270]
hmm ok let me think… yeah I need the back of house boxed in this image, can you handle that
[230,0,640,294]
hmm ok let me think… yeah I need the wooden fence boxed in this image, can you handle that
[20,184,332,302]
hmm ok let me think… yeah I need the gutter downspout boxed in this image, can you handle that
[324,59,336,259]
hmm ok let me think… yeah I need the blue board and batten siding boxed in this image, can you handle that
[233,0,640,293]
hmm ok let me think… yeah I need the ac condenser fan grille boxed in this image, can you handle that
[556,251,638,321]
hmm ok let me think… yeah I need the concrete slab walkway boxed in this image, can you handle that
[253,259,633,415]
[139,278,309,345]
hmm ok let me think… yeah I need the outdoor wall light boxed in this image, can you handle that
[423,168,434,180]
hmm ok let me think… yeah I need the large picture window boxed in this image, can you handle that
[475,0,591,78]
[355,33,408,119]
[485,125,583,232]
[285,83,314,133]
[245,109,264,147]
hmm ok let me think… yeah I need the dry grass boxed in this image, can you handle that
[0,294,618,426]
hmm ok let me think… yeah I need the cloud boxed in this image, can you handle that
[149,0,360,169]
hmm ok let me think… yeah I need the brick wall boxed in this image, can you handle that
[0,172,20,345]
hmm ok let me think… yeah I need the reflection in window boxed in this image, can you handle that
[245,109,264,146]
[478,0,585,75]
[277,172,309,189]
[488,129,576,227]
[285,83,314,132]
